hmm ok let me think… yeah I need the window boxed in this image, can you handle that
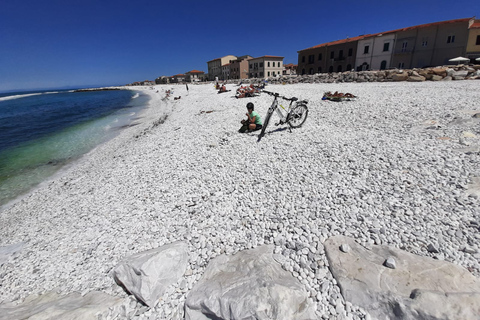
[447,35,455,43]
[329,66,333,73]
[309,68,314,74]
[254,63,258,69]
[477,35,480,45]
[346,64,351,71]
[421,37,428,47]
[260,62,263,67]
[398,62,404,68]
[348,48,353,56]
[401,42,408,52]
[364,45,369,54]
[268,62,270,67]
[260,72,264,77]
[339,50,344,58]
[383,42,390,52]
[308,55,314,64]
[337,65,342,72]
[302,68,305,75]
[330,51,334,59]
[301,56,305,63]
[380,60,387,70]
[318,67,322,73]
[249,64,253,69]
[318,53,322,60]
[273,71,276,76]
[268,71,270,76]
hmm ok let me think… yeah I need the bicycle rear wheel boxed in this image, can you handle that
[259,110,273,138]
[288,104,308,128]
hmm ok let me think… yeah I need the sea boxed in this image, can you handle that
[0,88,150,208]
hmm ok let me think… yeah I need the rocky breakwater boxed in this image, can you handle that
[261,64,480,84]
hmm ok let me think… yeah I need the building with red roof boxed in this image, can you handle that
[185,70,206,82]
[298,17,479,74]
[467,19,480,61]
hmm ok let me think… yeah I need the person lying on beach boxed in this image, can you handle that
[239,102,263,133]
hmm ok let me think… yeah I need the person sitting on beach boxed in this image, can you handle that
[239,102,262,133]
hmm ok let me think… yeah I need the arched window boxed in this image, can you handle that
[329,66,333,73]
[346,64,352,71]
[302,68,306,75]
[318,67,322,73]
[380,60,387,70]
[337,65,343,72]
[309,68,314,74]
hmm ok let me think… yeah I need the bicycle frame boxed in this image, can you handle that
[267,94,295,125]
[270,96,293,124]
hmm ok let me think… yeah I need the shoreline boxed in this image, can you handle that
[0,88,159,212]
[0,82,479,318]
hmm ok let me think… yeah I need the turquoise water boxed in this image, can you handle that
[0,89,150,207]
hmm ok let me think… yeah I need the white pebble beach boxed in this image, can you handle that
[1,81,479,319]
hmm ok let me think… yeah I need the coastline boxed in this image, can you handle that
[0,88,157,211]
[0,82,479,318]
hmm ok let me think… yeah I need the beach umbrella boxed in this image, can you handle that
[448,56,470,64]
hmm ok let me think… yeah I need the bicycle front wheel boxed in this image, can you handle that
[259,110,273,138]
[288,104,308,128]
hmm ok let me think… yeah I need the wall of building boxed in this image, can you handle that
[431,20,470,66]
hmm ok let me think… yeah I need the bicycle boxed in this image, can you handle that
[258,90,309,141]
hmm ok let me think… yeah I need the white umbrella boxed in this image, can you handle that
[476,57,480,61]
[448,56,470,62]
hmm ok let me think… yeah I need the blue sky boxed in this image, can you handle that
[1,0,479,92]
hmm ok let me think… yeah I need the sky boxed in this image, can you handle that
[1,0,479,92]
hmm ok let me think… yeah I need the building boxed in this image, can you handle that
[355,32,395,71]
[170,74,186,83]
[248,56,284,78]
[298,36,362,75]
[207,55,236,80]
[466,19,480,62]
[185,70,206,82]
[222,63,231,80]
[283,63,297,75]
[392,18,473,69]
[229,55,252,79]
[298,17,478,73]
[155,76,169,84]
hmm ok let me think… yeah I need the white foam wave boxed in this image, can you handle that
[132,93,140,99]
[44,91,59,94]
[0,93,42,102]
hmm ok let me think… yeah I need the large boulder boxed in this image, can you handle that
[324,235,480,320]
[407,75,426,82]
[185,245,315,320]
[113,241,189,307]
[0,291,122,320]
[431,67,447,77]
[392,72,408,81]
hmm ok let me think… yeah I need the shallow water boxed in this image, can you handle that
[0,89,150,207]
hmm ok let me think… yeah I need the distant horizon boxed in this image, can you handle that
[0,83,127,95]
[1,0,479,92]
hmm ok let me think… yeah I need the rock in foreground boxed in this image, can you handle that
[0,291,122,320]
[113,241,189,307]
[324,235,480,320]
[185,245,315,320]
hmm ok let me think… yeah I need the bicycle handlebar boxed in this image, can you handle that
[262,90,298,102]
